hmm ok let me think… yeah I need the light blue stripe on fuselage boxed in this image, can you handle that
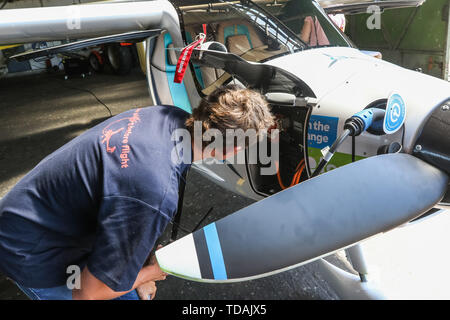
[203,223,228,280]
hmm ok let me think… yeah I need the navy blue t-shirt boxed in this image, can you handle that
[0,105,191,291]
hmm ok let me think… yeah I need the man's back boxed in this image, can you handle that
[0,105,190,291]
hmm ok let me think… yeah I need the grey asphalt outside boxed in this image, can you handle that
[0,68,339,300]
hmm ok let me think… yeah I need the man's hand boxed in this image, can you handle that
[136,281,157,300]
[136,245,168,300]
[146,244,168,282]
[73,245,168,300]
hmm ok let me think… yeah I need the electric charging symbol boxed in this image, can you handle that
[384,93,406,134]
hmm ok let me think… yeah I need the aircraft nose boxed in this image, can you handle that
[412,100,450,177]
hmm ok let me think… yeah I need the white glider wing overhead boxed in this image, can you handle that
[0,1,182,46]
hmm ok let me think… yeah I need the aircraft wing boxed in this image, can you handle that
[0,1,183,47]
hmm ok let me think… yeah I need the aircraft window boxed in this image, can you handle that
[231,2,302,53]
[274,0,350,48]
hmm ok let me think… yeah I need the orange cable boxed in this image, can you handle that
[276,159,305,190]
[294,164,305,185]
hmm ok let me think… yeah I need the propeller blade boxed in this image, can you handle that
[156,153,448,282]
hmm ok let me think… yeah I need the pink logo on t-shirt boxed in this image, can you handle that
[100,108,141,168]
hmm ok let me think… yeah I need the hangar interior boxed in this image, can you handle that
[0,0,449,301]
[346,0,450,80]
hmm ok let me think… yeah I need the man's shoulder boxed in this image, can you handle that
[149,105,190,121]
[140,105,190,115]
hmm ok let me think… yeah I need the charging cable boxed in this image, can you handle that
[311,108,385,177]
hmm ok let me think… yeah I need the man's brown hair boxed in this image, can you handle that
[185,85,275,149]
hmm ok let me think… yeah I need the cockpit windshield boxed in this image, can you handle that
[271,0,353,49]
[173,0,352,63]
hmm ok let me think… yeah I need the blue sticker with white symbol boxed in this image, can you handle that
[384,93,406,134]
[308,115,339,148]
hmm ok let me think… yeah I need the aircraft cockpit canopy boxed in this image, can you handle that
[171,0,353,93]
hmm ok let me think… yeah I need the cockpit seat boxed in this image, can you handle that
[226,34,252,56]
[217,20,265,54]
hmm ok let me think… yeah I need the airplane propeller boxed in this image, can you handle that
[156,153,448,282]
